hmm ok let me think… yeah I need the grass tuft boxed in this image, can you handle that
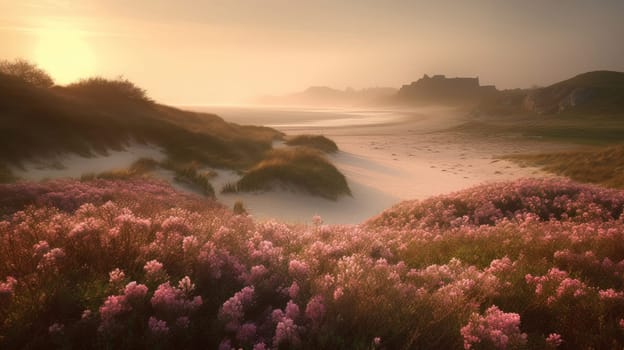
[285,134,339,153]
[236,148,350,200]
[506,144,624,188]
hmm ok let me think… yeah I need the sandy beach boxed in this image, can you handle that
[201,106,568,224]
[13,106,569,224]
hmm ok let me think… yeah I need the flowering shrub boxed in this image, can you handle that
[461,306,527,349]
[1,178,624,348]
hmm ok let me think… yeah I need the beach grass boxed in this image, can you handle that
[0,71,282,180]
[285,134,339,153]
[236,148,351,199]
[506,144,624,189]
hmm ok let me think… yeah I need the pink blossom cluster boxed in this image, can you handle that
[151,278,202,316]
[0,276,17,295]
[461,306,527,349]
[2,178,624,348]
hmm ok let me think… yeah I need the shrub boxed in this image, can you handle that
[233,201,247,215]
[0,58,54,88]
[65,76,152,103]
[285,135,339,153]
[236,148,350,200]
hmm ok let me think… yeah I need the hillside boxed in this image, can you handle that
[478,71,624,116]
[0,72,281,170]
[2,178,624,348]
[0,67,356,199]
[523,71,624,114]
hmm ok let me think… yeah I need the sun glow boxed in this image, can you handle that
[33,26,96,85]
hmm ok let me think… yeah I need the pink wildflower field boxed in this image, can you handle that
[2,178,624,349]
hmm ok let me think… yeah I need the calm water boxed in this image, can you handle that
[183,105,405,131]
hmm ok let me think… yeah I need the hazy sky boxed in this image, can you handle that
[1,0,623,104]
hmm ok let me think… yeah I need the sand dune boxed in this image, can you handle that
[11,106,568,224]
[203,106,567,223]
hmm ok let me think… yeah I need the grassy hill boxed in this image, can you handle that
[0,73,281,170]
[523,71,624,115]
[477,70,624,117]
[0,63,352,199]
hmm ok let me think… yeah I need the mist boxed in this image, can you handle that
[1,0,624,104]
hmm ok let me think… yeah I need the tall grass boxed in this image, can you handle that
[236,148,351,200]
[285,135,339,153]
[162,160,216,197]
[507,144,624,188]
[0,69,281,177]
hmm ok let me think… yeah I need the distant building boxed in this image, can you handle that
[397,74,497,104]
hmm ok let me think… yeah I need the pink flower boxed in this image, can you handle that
[48,323,64,334]
[599,288,624,300]
[99,295,129,325]
[37,247,65,270]
[236,322,257,343]
[333,287,344,301]
[161,216,191,234]
[33,240,50,257]
[305,296,325,329]
[108,268,125,285]
[182,235,199,253]
[285,300,300,320]
[288,259,309,279]
[288,282,300,299]
[219,286,254,331]
[274,317,300,347]
[250,265,268,283]
[312,215,323,226]
[176,316,190,329]
[0,276,17,295]
[461,306,527,349]
[144,259,164,279]
[151,280,202,315]
[148,317,169,336]
[81,309,93,320]
[124,281,148,301]
[178,276,195,294]
[253,343,267,350]
[546,333,563,347]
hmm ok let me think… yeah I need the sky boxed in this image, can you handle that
[1,0,623,105]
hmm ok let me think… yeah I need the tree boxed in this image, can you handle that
[0,58,54,88]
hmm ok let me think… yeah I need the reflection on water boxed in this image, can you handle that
[184,105,406,129]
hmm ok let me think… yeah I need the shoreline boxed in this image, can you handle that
[10,106,571,224]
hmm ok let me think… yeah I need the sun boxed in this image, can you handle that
[33,26,96,85]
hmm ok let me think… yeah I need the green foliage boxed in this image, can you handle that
[236,148,351,200]
[285,135,339,153]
